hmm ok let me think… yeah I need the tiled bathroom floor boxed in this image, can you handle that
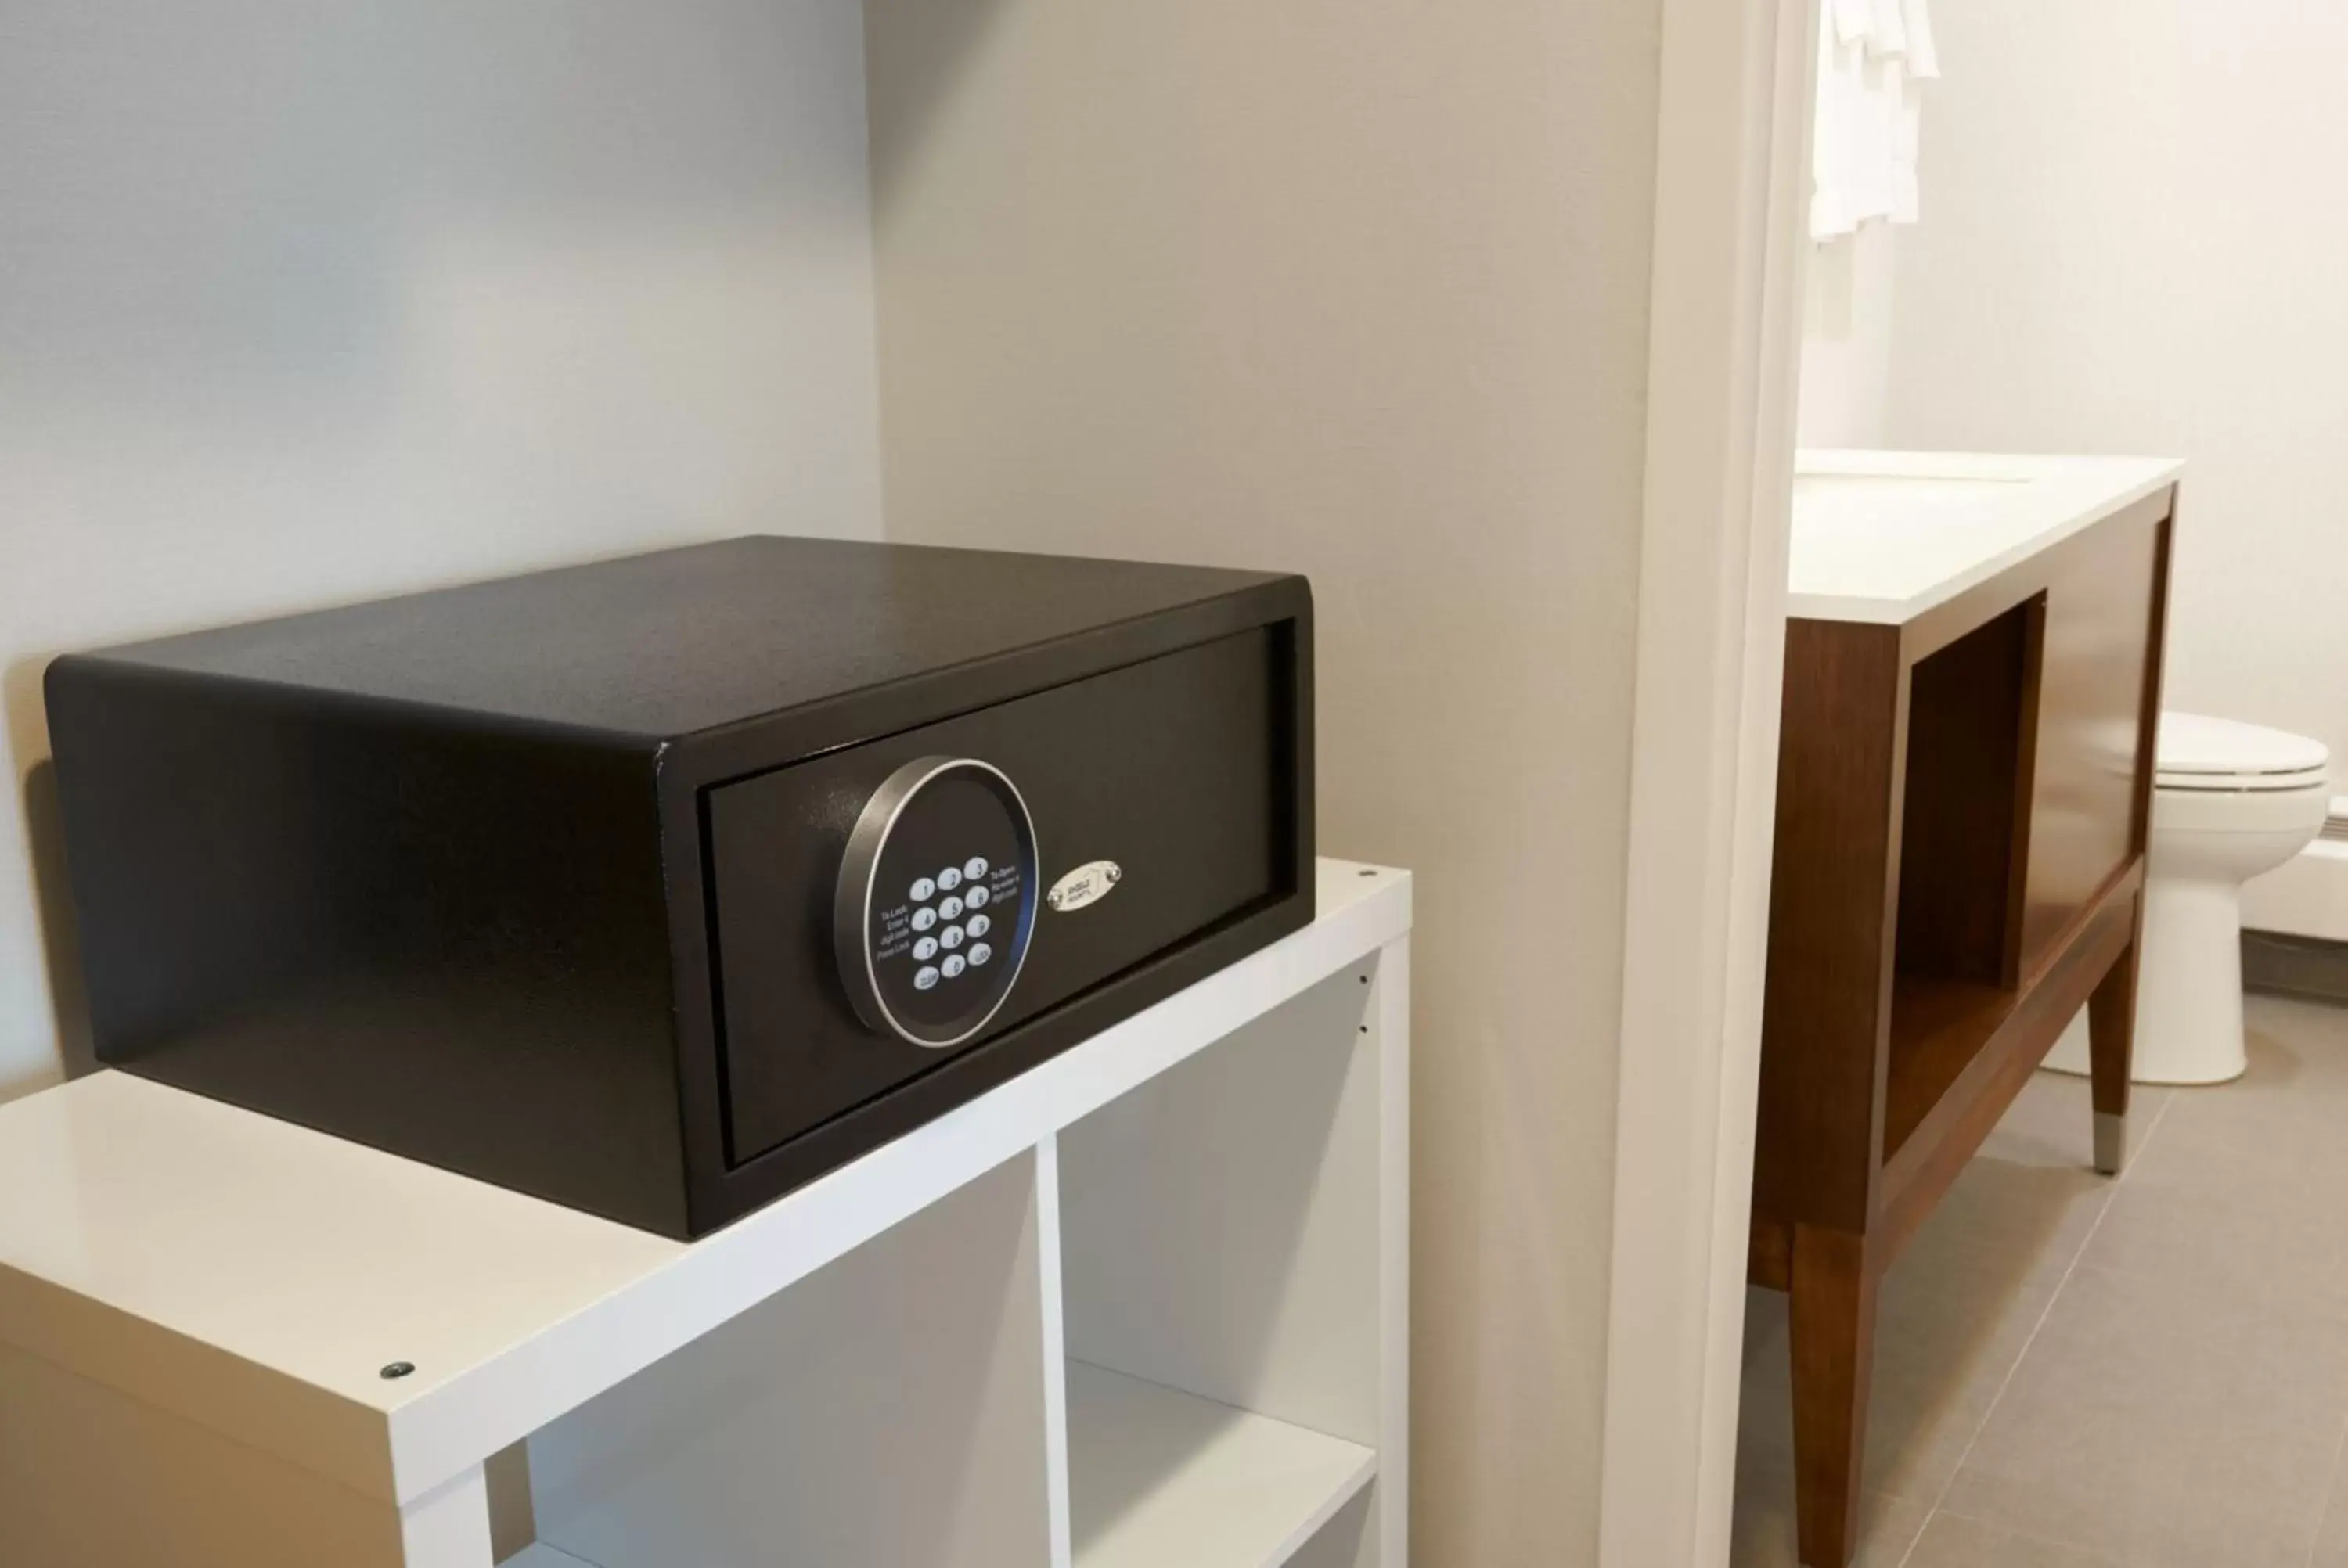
[1733,994,2348,1568]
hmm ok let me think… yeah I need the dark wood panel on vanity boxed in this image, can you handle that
[2017,502,2166,975]
[1750,482,2177,1568]
[1752,619,1907,1238]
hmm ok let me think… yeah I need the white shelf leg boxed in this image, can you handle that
[400,1464,495,1567]
[1374,933,1412,1566]
[1037,1132,1075,1568]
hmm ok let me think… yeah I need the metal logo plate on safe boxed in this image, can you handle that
[1046,860,1122,912]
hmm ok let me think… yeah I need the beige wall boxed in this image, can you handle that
[0,1,886,1097]
[865,3,1663,1559]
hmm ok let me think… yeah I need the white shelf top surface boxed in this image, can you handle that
[0,858,1410,1509]
[1788,449,2183,624]
[1067,1361,1377,1568]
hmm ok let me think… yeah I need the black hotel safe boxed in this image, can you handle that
[46,538,1313,1237]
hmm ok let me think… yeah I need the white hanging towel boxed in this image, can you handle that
[1811,6,1854,236]
[1902,0,1940,79]
[1890,61,1924,221]
[1855,55,1903,225]
[1867,0,1907,60]
[1810,0,1939,239]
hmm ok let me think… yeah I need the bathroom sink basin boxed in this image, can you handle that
[1789,451,2184,624]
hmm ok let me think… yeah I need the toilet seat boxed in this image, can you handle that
[2154,777,2332,837]
[2155,711,2331,793]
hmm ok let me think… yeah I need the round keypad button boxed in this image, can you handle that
[938,866,963,892]
[964,857,989,882]
[942,953,967,979]
[914,966,941,991]
[910,876,936,903]
[912,906,938,933]
[966,884,990,910]
[970,942,992,966]
[913,936,938,962]
[967,913,991,939]
[940,925,965,951]
[939,895,964,921]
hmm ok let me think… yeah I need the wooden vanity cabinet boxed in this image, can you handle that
[1751,480,2178,1568]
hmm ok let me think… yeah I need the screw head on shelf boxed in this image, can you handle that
[380,1361,416,1380]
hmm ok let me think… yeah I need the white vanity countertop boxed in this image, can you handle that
[1788,450,2183,625]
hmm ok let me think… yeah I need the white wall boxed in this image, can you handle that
[1796,225,1899,448]
[1874,0,2348,792]
[863,3,1660,1560]
[0,1,885,1097]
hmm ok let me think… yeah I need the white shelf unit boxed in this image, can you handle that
[0,859,1409,1568]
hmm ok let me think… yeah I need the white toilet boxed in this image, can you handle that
[2047,711,2332,1084]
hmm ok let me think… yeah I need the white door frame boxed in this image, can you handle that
[1597,0,1817,1562]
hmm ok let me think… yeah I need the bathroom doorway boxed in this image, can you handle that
[1720,4,2348,1566]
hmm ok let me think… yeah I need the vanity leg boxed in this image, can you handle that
[1789,1225,1876,1568]
[2087,920,2141,1176]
